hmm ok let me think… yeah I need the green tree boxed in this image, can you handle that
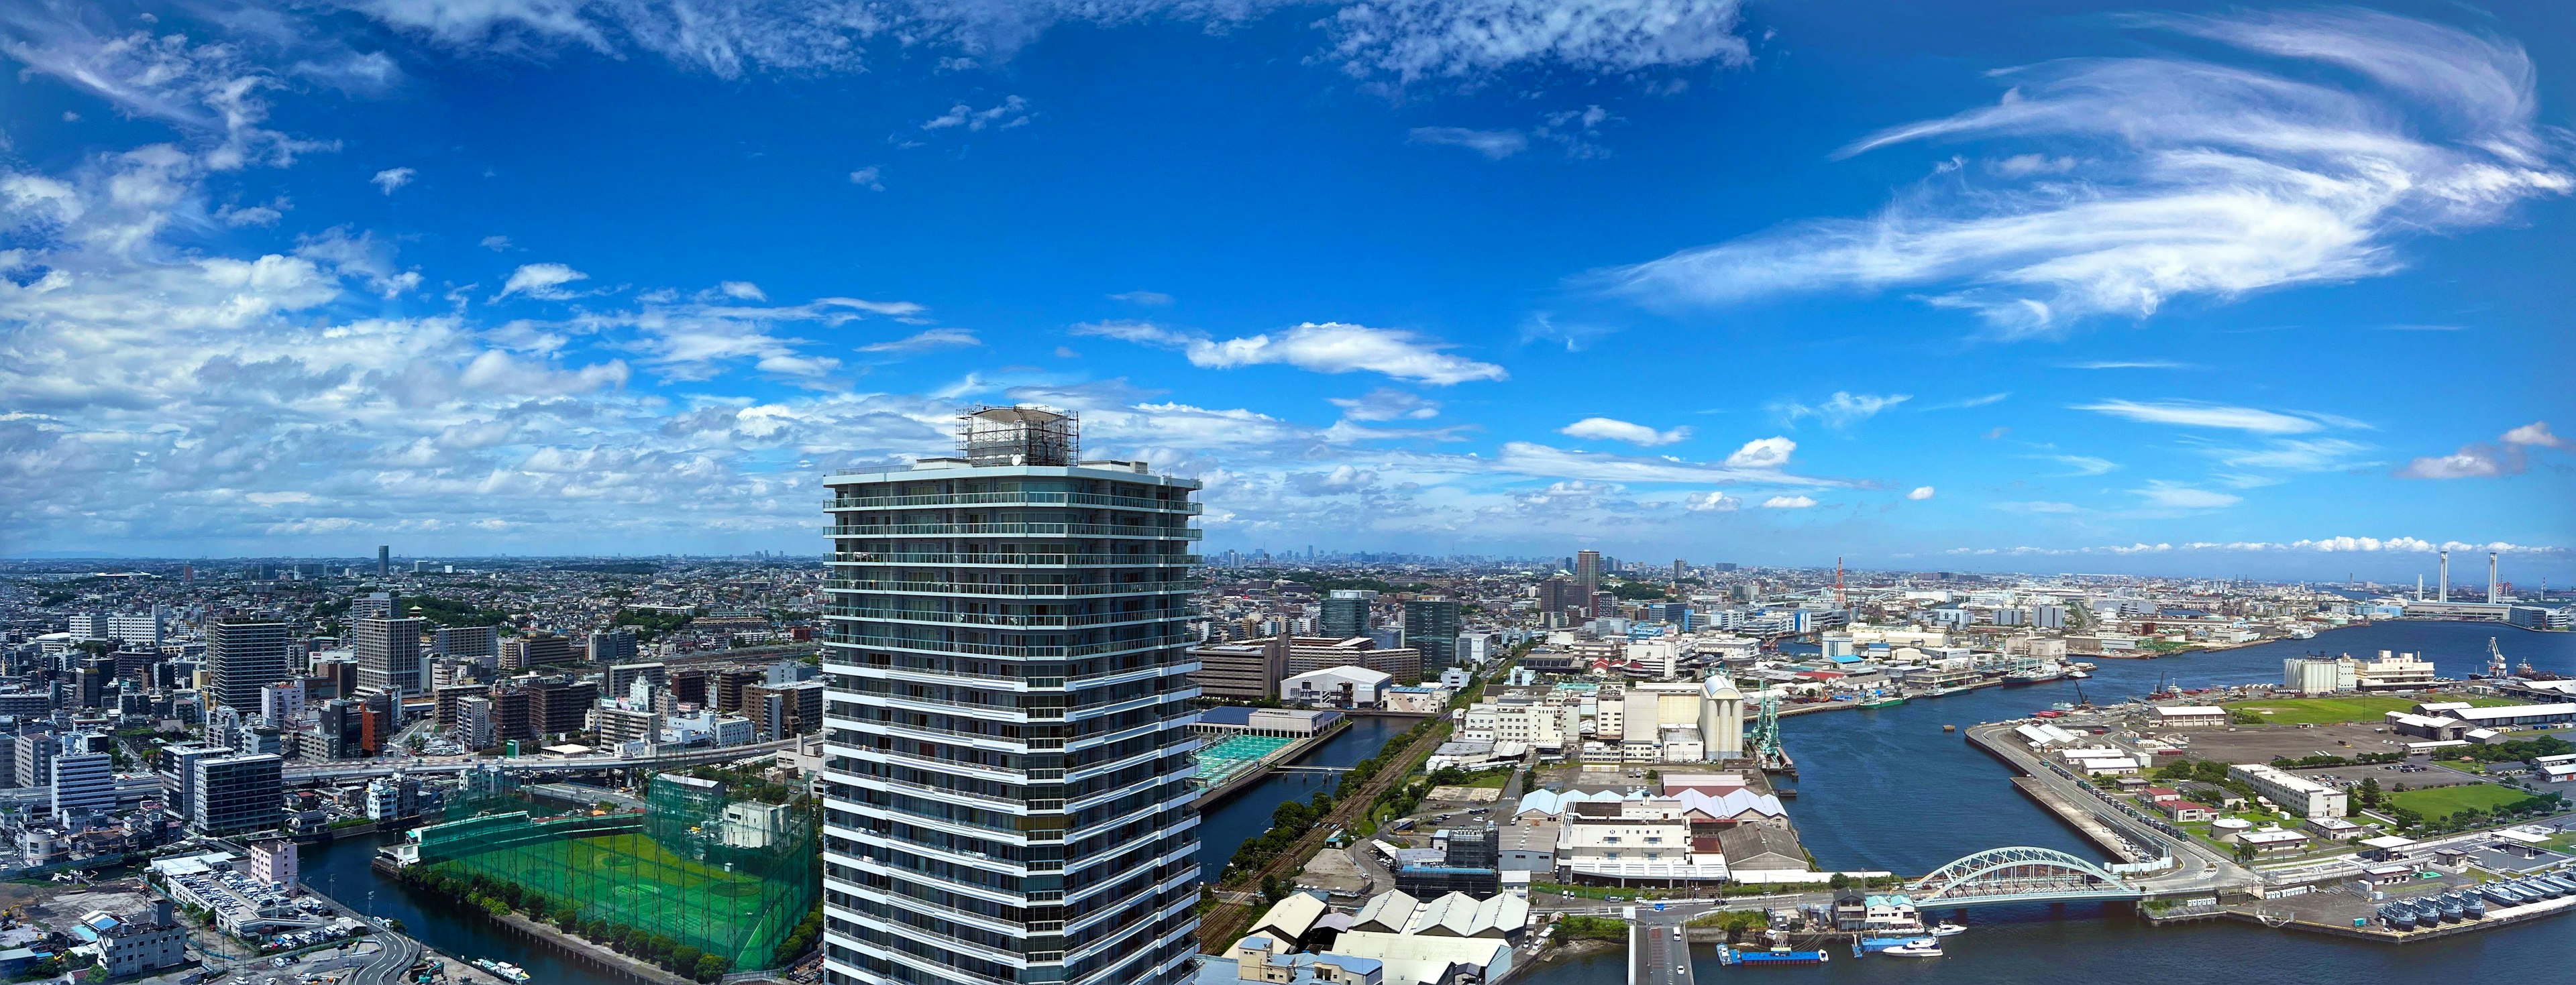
[693,954,731,982]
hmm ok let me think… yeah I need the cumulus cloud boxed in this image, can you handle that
[1407,127,1527,160]
[494,262,589,300]
[1559,417,1688,447]
[1772,392,1909,430]
[1683,491,1739,512]
[1907,486,1935,500]
[2075,399,2355,434]
[847,166,883,190]
[1073,319,1506,386]
[1760,495,1817,509]
[370,166,414,193]
[1722,437,1794,469]
[1597,9,2570,337]
[2394,421,2568,479]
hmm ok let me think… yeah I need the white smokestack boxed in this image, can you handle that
[2489,551,2499,603]
[2438,550,2449,602]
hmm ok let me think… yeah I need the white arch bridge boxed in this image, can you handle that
[1902,847,2145,909]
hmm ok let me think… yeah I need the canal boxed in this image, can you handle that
[1513,622,2576,983]
[301,713,1417,985]
[1197,714,1408,882]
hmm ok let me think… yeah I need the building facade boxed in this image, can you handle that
[207,620,292,712]
[1402,599,1461,676]
[820,406,1203,985]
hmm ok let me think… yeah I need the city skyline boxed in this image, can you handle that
[3,1,2571,579]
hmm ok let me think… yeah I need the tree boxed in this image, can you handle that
[670,945,704,976]
[693,953,731,983]
[1827,873,1850,890]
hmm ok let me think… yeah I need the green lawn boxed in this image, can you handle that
[1456,770,1515,789]
[2383,783,2535,823]
[2222,696,2418,726]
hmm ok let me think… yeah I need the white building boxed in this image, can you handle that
[51,748,116,814]
[2282,656,2356,695]
[1285,667,1393,707]
[2228,763,2349,819]
[820,408,1203,985]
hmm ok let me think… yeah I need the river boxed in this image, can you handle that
[1197,715,1408,882]
[1513,621,2576,984]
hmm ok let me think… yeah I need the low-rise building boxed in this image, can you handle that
[2226,763,2347,819]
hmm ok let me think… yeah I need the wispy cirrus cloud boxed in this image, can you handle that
[2074,399,2359,434]
[1073,319,1506,386]
[1595,8,2570,338]
[1771,391,1909,430]
[1407,126,1527,159]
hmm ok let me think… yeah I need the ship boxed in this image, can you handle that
[473,959,532,984]
[1858,696,1907,709]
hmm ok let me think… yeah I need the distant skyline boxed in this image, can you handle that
[1,1,2570,581]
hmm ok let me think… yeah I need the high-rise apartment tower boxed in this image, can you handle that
[207,620,292,712]
[820,406,1203,985]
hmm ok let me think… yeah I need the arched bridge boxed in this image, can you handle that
[1904,847,2143,909]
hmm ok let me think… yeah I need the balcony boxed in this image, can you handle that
[824,491,1201,514]
[824,632,1197,661]
[822,579,1202,597]
[826,522,1201,540]
[828,553,1201,568]
[824,607,1192,630]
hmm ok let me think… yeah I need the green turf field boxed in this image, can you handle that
[2222,695,2418,726]
[2383,783,2536,822]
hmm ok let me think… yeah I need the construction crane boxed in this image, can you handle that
[2488,637,2508,679]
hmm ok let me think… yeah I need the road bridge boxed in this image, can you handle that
[1907,846,2144,909]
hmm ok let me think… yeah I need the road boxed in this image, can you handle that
[1627,904,1700,985]
[1,739,805,807]
[1966,720,2255,898]
[352,933,424,985]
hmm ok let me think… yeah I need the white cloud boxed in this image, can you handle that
[1722,437,1793,469]
[2503,422,2565,449]
[1683,491,1740,512]
[1598,9,2571,337]
[2075,399,2352,434]
[479,235,513,251]
[1328,0,1751,84]
[2135,482,2241,510]
[1906,486,1935,500]
[847,166,883,190]
[1993,500,2082,514]
[370,166,415,194]
[2041,455,2117,476]
[1559,417,1688,447]
[858,328,981,354]
[1760,495,1817,509]
[2396,421,2567,479]
[1491,443,1837,487]
[717,281,767,301]
[0,17,335,170]
[1330,388,1440,422]
[2210,438,2373,472]
[2063,359,2192,369]
[922,95,1030,132]
[1971,536,2561,556]
[1075,320,1507,386]
[1408,127,1527,160]
[495,262,588,300]
[1110,290,1173,306]
[1772,392,1909,430]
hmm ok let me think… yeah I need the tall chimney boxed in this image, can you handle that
[2489,552,2499,603]
[2438,550,2449,602]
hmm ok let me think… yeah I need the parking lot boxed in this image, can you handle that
[2289,760,2484,791]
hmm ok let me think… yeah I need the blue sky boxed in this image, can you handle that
[1,0,2571,582]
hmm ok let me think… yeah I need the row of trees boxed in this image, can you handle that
[396,865,735,982]
[2269,752,2406,769]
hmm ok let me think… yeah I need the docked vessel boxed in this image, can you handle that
[1929,923,1966,937]
[1881,943,1944,957]
[1858,696,1907,709]
[474,959,533,984]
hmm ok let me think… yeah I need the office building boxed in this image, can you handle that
[1403,599,1462,675]
[208,620,293,712]
[500,634,574,671]
[193,752,284,834]
[352,592,398,621]
[821,406,1203,985]
[1575,550,1603,594]
[607,662,669,700]
[2227,763,2348,819]
[52,745,115,814]
[433,625,500,667]
[354,616,426,695]
[1187,636,1288,701]
[377,544,390,576]
[458,696,495,749]
[588,628,640,664]
[1320,589,1375,639]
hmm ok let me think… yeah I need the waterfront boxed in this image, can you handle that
[1518,621,2576,982]
[305,831,633,985]
[1197,714,1407,882]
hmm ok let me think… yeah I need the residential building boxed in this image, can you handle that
[86,901,186,979]
[500,634,573,671]
[2227,763,2348,819]
[51,745,115,815]
[193,752,284,834]
[587,628,639,664]
[244,835,298,888]
[1187,636,1288,701]
[355,617,425,695]
[208,620,292,712]
[433,625,500,667]
[820,406,1203,985]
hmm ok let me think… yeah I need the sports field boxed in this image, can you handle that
[427,821,806,967]
[1195,734,1294,787]
[2383,783,2536,822]
[2222,696,2417,726]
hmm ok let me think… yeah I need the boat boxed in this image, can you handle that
[2381,905,2416,931]
[1728,946,1829,965]
[1880,943,1945,957]
[2459,892,2486,919]
[2050,702,2075,711]
[1941,724,1956,732]
[2064,669,2090,679]
[1857,937,1936,953]
[2433,895,2465,923]
[478,961,531,984]
[1858,697,1907,709]
[1929,923,1966,937]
